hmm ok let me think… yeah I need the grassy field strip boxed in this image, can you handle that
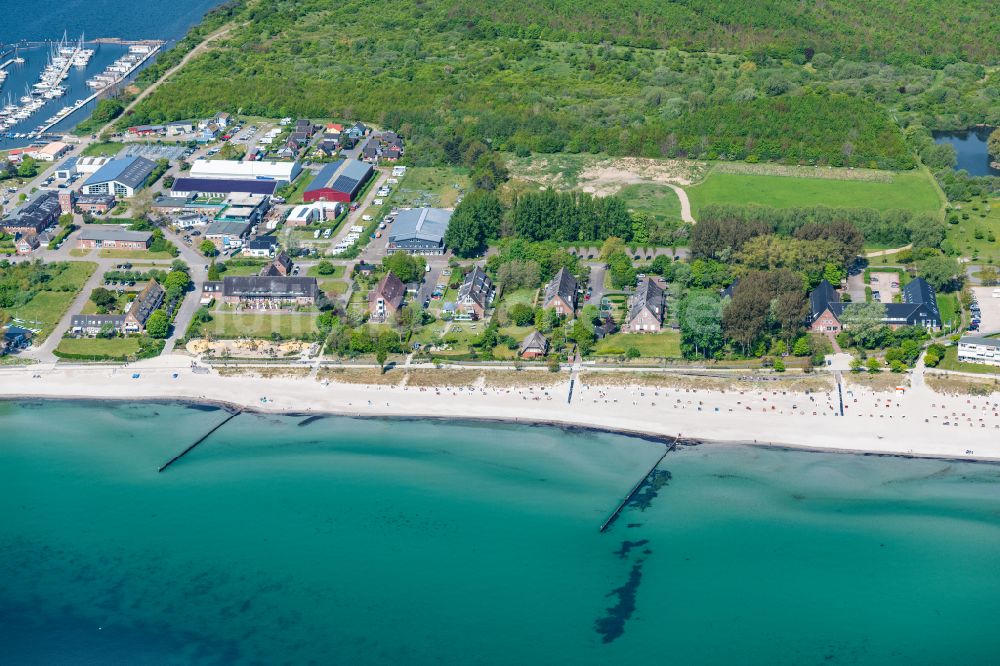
[688,169,941,216]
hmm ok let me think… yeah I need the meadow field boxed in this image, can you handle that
[688,168,943,217]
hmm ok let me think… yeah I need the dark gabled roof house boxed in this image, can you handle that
[124,280,165,332]
[808,277,941,332]
[456,266,495,319]
[369,271,406,322]
[222,276,319,302]
[627,277,665,332]
[519,331,549,358]
[543,268,578,315]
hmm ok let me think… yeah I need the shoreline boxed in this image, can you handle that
[3,361,999,463]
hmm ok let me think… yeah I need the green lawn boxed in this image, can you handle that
[98,249,176,260]
[306,264,346,279]
[3,262,96,342]
[688,169,942,216]
[80,289,137,315]
[499,288,537,307]
[618,183,682,223]
[280,173,313,205]
[205,312,319,339]
[936,346,1000,375]
[47,262,98,290]
[936,293,960,331]
[81,141,124,157]
[55,336,141,359]
[945,199,1000,262]
[221,261,268,276]
[592,331,681,358]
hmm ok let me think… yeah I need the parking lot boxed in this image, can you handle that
[970,287,1000,335]
[119,144,188,161]
[868,271,900,304]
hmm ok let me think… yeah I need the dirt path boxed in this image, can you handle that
[101,24,235,135]
[864,244,911,258]
[664,183,694,223]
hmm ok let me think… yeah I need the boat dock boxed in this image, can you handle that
[158,408,242,472]
[599,441,676,533]
[36,41,161,134]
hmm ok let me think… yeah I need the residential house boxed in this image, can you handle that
[71,314,126,337]
[315,140,339,158]
[543,268,578,315]
[593,316,619,340]
[519,331,549,359]
[369,271,406,322]
[957,336,1000,367]
[201,281,223,305]
[455,266,495,320]
[627,277,665,332]
[78,227,153,250]
[382,144,402,161]
[244,237,277,258]
[387,207,451,255]
[221,276,319,308]
[325,123,343,135]
[361,141,380,162]
[347,122,368,139]
[295,119,315,137]
[260,251,293,277]
[807,278,942,333]
[123,280,165,333]
[15,233,40,255]
[2,325,33,352]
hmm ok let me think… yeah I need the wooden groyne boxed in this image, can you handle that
[158,409,241,472]
[599,441,676,533]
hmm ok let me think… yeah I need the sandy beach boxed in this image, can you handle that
[2,357,999,461]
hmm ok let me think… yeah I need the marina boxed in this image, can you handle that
[0,35,162,147]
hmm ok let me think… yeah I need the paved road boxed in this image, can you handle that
[21,261,104,362]
[586,262,607,308]
[100,24,235,136]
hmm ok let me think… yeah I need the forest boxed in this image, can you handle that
[118,0,999,170]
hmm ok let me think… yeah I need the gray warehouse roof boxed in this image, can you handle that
[389,207,452,244]
[83,156,157,189]
[79,227,153,243]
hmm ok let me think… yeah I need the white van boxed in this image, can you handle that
[350,225,364,233]
[313,229,321,239]
[362,214,373,221]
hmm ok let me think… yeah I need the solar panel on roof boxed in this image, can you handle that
[332,175,359,193]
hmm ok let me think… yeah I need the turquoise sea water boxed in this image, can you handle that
[2,400,1000,665]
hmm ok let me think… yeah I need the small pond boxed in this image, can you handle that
[932,127,999,177]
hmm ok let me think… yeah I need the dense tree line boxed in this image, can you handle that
[447,190,634,258]
[722,269,808,354]
[118,0,998,170]
[691,204,945,258]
